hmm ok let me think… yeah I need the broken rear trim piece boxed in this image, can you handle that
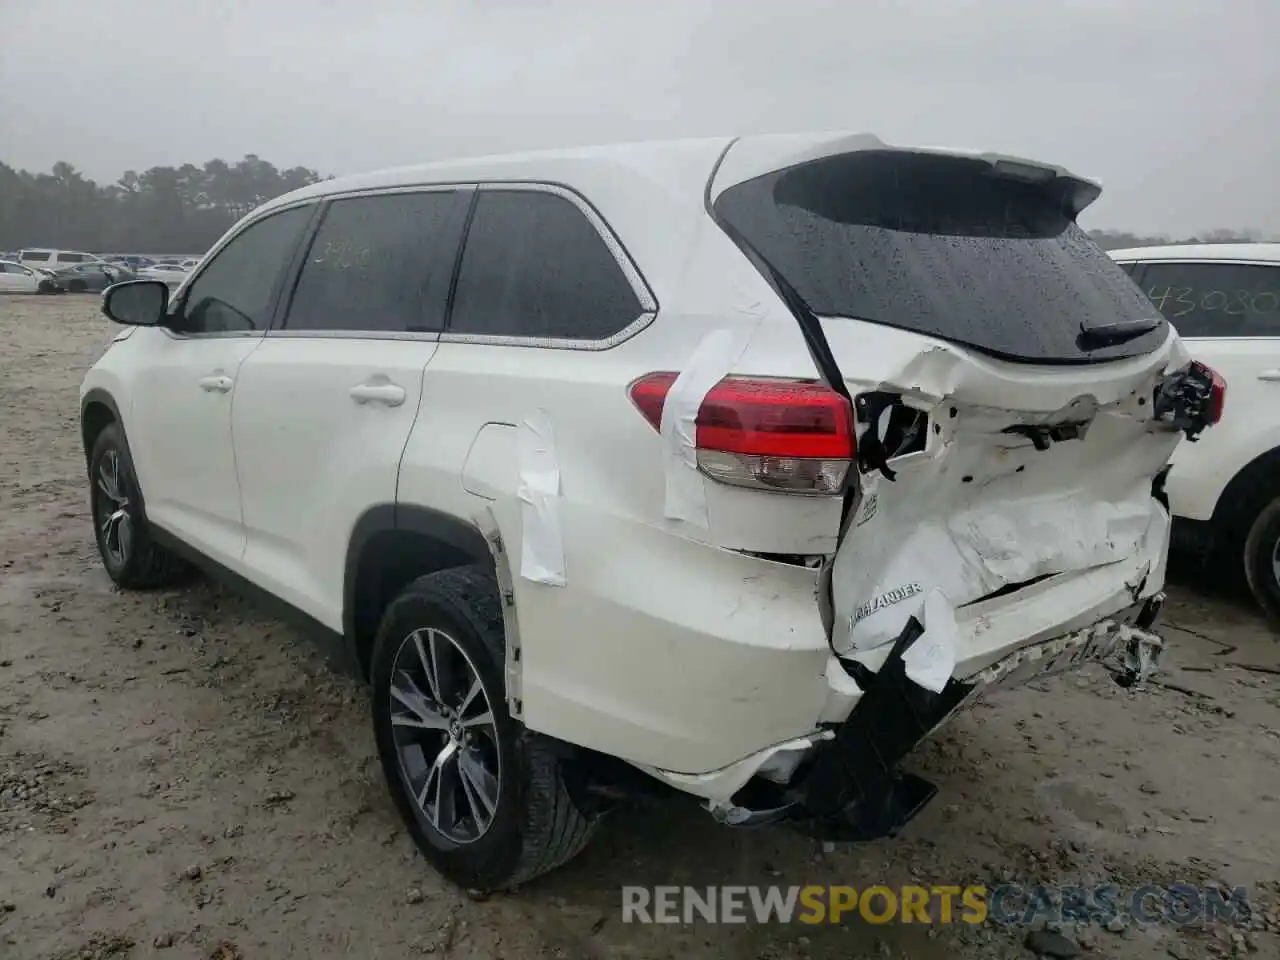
[1153,360,1226,441]
[714,596,1166,841]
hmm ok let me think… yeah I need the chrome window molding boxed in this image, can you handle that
[438,310,658,351]
[161,328,264,341]
[267,328,443,342]
[1123,259,1280,267]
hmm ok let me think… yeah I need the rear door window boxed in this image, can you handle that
[22,251,50,262]
[1137,261,1280,338]
[448,190,644,341]
[282,190,470,334]
[714,151,1168,364]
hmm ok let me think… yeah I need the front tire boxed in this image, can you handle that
[68,279,87,293]
[1243,496,1280,626]
[88,423,189,589]
[370,567,597,890]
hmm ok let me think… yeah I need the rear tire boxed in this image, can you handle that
[68,279,87,293]
[89,423,190,589]
[1243,496,1280,627]
[370,567,597,890]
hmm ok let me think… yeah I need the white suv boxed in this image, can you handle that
[1110,244,1280,617]
[81,132,1219,890]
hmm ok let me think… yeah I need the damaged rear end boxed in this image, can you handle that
[698,135,1223,836]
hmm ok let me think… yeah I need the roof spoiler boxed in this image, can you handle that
[709,133,1103,217]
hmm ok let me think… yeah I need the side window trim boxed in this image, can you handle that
[269,183,477,341]
[164,201,320,341]
[441,181,658,351]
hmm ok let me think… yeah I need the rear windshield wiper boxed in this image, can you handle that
[1077,317,1162,350]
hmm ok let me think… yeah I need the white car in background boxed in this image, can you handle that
[1111,243,1280,617]
[136,262,191,290]
[0,259,59,293]
[19,248,97,271]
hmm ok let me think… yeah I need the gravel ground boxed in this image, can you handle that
[1,296,1279,960]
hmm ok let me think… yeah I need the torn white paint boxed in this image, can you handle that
[823,654,863,698]
[516,410,566,586]
[837,484,1162,656]
[827,330,1186,664]
[902,589,958,693]
[852,471,880,527]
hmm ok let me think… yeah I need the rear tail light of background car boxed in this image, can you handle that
[628,373,856,495]
[1204,364,1226,424]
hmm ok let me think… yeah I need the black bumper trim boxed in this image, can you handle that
[785,616,973,838]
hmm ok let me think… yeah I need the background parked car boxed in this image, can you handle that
[135,262,190,290]
[104,255,156,271]
[19,248,96,270]
[1112,242,1280,618]
[51,261,136,293]
[0,259,60,293]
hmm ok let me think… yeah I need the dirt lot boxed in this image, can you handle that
[1,296,1279,960]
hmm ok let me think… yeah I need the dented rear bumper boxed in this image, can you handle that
[714,593,1164,839]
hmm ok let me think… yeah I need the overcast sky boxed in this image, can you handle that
[2,0,1276,236]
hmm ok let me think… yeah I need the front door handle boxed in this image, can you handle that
[349,381,406,407]
[198,374,233,393]
[1258,369,1280,382]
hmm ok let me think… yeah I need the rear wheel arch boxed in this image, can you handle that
[345,504,506,680]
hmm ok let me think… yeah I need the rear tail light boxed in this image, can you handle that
[1205,364,1226,424]
[629,372,855,495]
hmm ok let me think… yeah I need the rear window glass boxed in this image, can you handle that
[714,152,1168,364]
[449,190,643,341]
[1138,261,1280,338]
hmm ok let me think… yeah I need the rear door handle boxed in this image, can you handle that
[1258,369,1280,382]
[348,382,406,407]
[198,374,233,393]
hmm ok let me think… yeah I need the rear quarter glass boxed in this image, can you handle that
[713,151,1168,365]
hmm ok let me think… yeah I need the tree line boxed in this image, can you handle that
[0,156,324,254]
[0,156,1270,255]
[1089,228,1271,250]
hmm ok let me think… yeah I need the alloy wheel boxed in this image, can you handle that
[94,449,133,567]
[389,627,501,844]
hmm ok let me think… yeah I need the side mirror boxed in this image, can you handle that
[102,280,168,327]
